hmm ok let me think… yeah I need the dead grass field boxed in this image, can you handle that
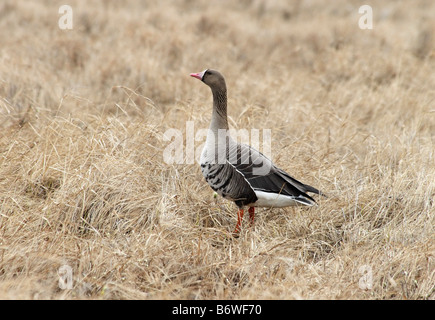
[0,0,434,299]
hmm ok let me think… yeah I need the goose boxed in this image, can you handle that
[190,69,325,235]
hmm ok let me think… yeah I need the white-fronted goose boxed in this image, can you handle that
[190,69,325,235]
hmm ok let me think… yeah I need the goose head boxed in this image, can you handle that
[190,69,226,91]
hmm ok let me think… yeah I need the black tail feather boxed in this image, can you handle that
[303,184,327,198]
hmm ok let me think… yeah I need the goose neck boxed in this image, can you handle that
[211,88,228,131]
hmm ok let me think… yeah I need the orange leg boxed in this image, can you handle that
[248,207,255,227]
[233,209,244,234]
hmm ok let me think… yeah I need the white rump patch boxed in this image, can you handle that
[253,190,315,207]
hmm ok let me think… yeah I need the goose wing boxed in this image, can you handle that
[228,143,322,206]
[200,149,258,207]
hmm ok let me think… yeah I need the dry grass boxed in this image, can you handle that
[0,0,434,299]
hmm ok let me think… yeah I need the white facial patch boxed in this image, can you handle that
[199,69,208,80]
